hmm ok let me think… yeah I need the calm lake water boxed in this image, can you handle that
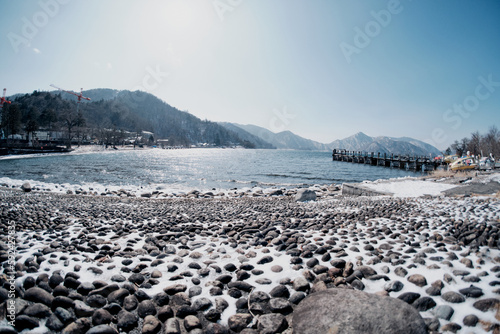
[0,148,423,193]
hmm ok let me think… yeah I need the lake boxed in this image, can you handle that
[0,148,423,194]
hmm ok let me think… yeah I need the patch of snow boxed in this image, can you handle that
[363,180,457,197]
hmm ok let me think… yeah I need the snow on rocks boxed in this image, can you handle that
[0,189,499,333]
[361,179,458,197]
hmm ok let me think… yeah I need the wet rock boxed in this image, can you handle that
[270,285,290,298]
[92,309,113,326]
[184,315,202,331]
[153,292,170,307]
[54,307,76,324]
[257,255,273,265]
[292,277,310,292]
[407,274,427,287]
[216,274,233,284]
[258,313,288,334]
[412,297,436,311]
[433,305,454,320]
[22,303,51,318]
[61,318,91,334]
[107,288,130,305]
[205,309,222,323]
[356,265,377,278]
[462,314,479,326]
[192,297,213,311]
[137,300,157,318]
[123,295,139,311]
[21,182,32,192]
[128,273,145,285]
[440,322,461,333]
[142,315,162,334]
[164,318,181,334]
[86,325,119,334]
[228,281,254,292]
[293,289,427,334]
[164,284,187,295]
[425,286,442,296]
[269,298,293,314]
[350,279,365,291]
[15,315,39,331]
[49,273,64,288]
[423,317,440,332]
[289,292,306,304]
[46,313,65,331]
[459,285,484,298]
[473,298,499,312]
[24,287,54,306]
[157,305,174,321]
[117,310,138,332]
[384,280,404,292]
[394,267,407,278]
[89,283,119,298]
[228,313,253,332]
[86,294,107,308]
[441,291,465,303]
[74,300,95,317]
[176,305,196,318]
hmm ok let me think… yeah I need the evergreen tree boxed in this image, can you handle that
[25,108,39,142]
[1,104,22,140]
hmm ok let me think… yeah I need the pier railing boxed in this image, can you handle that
[332,149,444,171]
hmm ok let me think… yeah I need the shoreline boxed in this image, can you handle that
[1,169,499,201]
[0,187,499,333]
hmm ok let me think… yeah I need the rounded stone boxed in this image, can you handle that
[258,313,288,334]
[293,289,427,334]
[184,315,202,331]
[441,291,466,304]
[407,274,427,287]
[462,314,479,327]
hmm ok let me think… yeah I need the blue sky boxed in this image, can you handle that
[1,0,499,149]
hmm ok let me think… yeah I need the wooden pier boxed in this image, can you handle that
[332,149,444,171]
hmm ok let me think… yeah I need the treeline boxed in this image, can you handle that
[446,126,500,158]
[0,91,84,144]
[0,89,270,148]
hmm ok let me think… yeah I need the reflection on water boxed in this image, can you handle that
[0,148,423,191]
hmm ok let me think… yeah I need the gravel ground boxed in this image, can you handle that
[0,188,499,333]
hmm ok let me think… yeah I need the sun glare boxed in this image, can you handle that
[135,0,214,60]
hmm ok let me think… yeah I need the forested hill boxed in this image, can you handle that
[5,89,272,148]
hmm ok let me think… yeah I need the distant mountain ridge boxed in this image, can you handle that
[225,124,442,155]
[328,132,442,156]
[221,123,329,151]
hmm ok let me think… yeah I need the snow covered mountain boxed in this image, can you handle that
[222,125,441,155]
[329,132,442,156]
[221,123,329,150]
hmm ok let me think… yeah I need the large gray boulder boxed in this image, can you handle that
[293,289,428,334]
[21,182,32,192]
[295,189,316,202]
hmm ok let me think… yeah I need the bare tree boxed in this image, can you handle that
[467,131,481,156]
[60,109,85,149]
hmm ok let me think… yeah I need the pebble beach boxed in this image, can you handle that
[1,176,499,333]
